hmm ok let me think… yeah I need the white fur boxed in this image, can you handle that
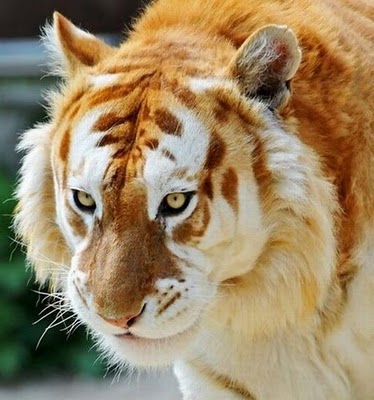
[189,77,229,93]
[326,230,374,399]
[15,123,70,285]
[54,110,112,249]
[143,106,209,228]
[200,174,267,282]
[41,22,66,76]
[90,74,120,88]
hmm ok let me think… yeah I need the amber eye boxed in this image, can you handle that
[72,190,96,213]
[166,193,187,209]
[159,192,195,217]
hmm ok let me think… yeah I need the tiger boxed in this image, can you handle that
[14,0,373,398]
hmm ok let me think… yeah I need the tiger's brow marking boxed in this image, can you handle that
[96,119,134,148]
[172,167,190,179]
[93,113,130,132]
[143,138,159,150]
[154,107,183,135]
[161,148,177,162]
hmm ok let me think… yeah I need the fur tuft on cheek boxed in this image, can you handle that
[14,123,70,288]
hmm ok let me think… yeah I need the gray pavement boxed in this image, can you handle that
[0,373,182,400]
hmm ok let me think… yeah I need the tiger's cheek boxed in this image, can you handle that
[172,197,211,246]
[63,205,87,246]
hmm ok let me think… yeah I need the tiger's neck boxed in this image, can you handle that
[206,114,341,339]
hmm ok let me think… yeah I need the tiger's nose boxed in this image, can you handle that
[102,304,146,328]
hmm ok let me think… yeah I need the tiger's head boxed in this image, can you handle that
[15,13,311,367]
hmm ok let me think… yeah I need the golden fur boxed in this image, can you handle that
[15,0,373,398]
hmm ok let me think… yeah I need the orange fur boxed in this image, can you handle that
[15,1,373,398]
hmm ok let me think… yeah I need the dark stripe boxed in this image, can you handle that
[154,107,182,136]
[161,148,177,162]
[190,359,256,399]
[98,135,123,147]
[173,199,210,244]
[168,79,198,108]
[59,129,70,161]
[205,130,226,170]
[87,74,152,108]
[157,292,181,315]
[58,89,85,120]
[143,138,159,150]
[202,176,214,200]
[221,167,239,212]
[93,113,130,132]
[104,164,127,190]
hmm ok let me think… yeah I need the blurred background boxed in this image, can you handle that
[0,0,180,398]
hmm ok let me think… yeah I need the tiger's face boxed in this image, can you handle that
[16,13,301,367]
[56,72,267,366]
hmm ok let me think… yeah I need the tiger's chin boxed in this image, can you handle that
[100,323,200,367]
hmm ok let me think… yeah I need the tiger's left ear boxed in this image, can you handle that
[43,12,114,77]
[230,25,301,109]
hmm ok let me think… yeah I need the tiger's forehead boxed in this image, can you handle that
[56,71,225,197]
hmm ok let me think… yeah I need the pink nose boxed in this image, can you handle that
[102,304,145,328]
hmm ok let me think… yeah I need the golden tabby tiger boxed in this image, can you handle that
[15,0,373,398]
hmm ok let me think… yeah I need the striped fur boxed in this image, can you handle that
[15,1,373,399]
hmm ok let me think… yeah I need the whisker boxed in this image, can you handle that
[32,289,65,299]
[33,307,67,325]
[36,312,76,349]
[64,319,83,337]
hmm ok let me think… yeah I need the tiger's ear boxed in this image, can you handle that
[230,25,301,109]
[43,12,114,77]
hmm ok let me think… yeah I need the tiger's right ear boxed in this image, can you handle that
[43,12,114,77]
[230,25,301,110]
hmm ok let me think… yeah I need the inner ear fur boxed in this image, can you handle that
[43,12,114,77]
[230,25,301,109]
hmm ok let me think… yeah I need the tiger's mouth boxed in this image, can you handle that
[67,266,215,366]
[109,320,200,360]
[115,332,135,338]
[104,320,201,366]
[113,317,200,343]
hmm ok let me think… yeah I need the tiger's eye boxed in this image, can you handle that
[165,193,187,210]
[73,190,96,212]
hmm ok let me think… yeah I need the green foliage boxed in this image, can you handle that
[0,169,105,381]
